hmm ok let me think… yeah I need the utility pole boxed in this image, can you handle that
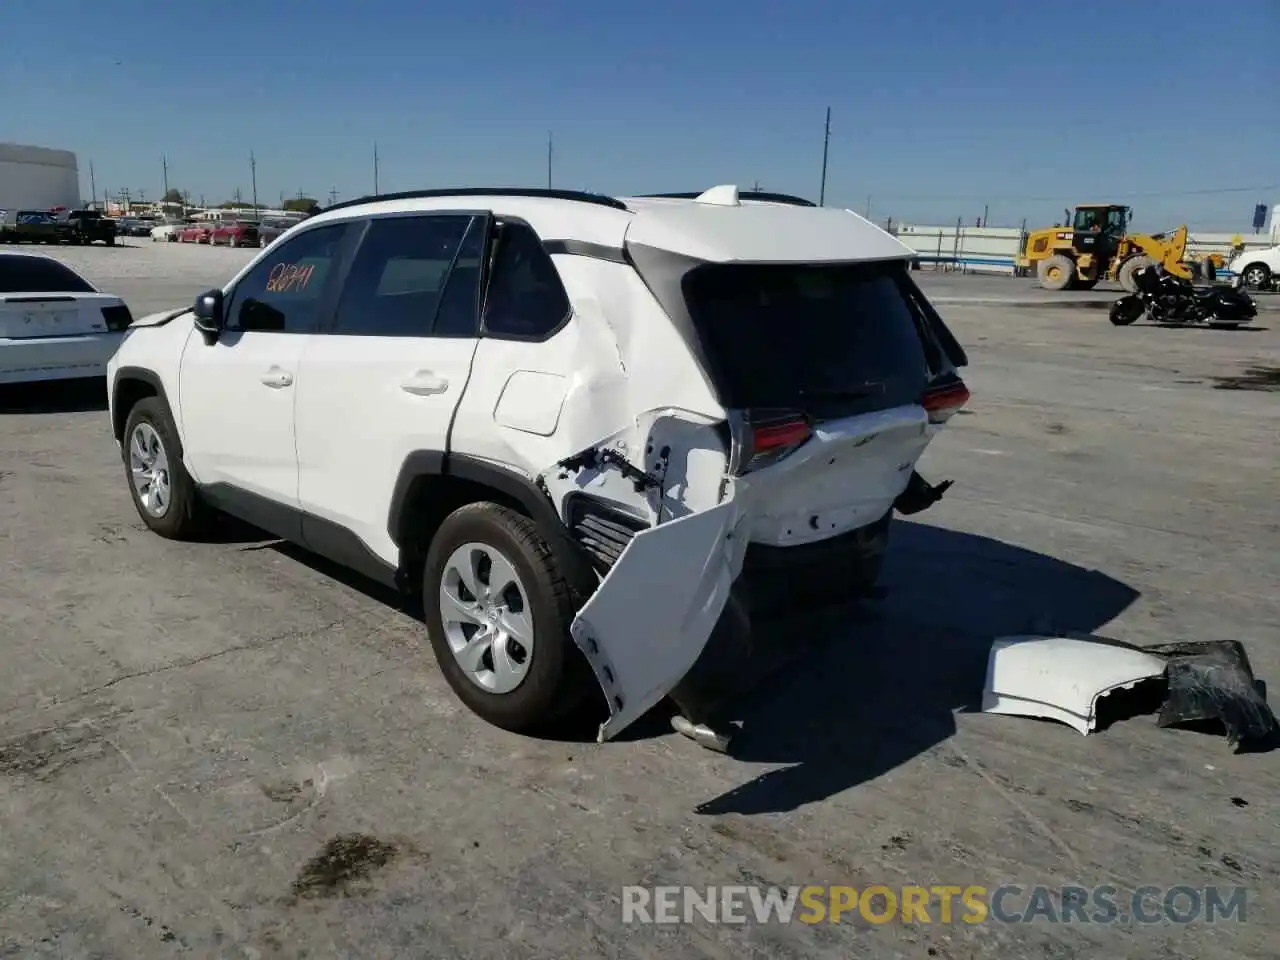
[752,179,761,192]
[373,142,380,195]
[250,151,259,213]
[982,203,989,228]
[89,161,97,207]
[547,131,553,190]
[138,188,146,206]
[864,195,872,218]
[819,106,831,207]
[328,187,338,206]
[162,155,169,200]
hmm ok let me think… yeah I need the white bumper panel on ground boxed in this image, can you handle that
[569,496,744,742]
[981,635,1169,735]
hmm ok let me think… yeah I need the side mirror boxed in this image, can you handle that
[193,289,224,338]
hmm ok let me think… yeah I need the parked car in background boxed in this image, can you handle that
[211,220,260,248]
[1228,244,1279,291]
[151,219,189,242]
[63,209,118,246]
[0,252,133,383]
[178,222,215,244]
[117,218,154,238]
[0,210,73,244]
[255,217,295,247]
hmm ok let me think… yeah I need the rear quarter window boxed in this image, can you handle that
[680,260,934,417]
[0,256,95,293]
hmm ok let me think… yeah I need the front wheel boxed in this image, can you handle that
[1037,254,1077,291]
[1109,296,1143,326]
[422,503,593,733]
[122,397,210,540]
[105,235,115,246]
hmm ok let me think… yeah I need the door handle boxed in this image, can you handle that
[260,368,293,388]
[400,371,449,396]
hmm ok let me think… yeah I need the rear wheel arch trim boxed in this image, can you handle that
[387,451,564,549]
[112,366,178,450]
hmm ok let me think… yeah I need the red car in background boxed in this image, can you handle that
[178,222,215,244]
[210,220,260,248]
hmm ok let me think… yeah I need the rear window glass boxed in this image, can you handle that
[681,260,931,416]
[0,255,95,294]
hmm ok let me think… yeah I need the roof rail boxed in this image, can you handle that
[638,190,817,208]
[317,187,628,216]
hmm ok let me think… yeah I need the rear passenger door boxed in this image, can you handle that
[293,212,488,570]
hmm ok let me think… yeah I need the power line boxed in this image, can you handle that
[856,184,1279,203]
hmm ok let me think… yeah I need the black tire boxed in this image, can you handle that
[1037,253,1077,291]
[1240,263,1271,290]
[121,396,210,540]
[1117,255,1154,294]
[1109,296,1143,326]
[422,502,595,733]
[105,235,115,246]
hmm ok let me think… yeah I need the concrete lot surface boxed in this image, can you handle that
[0,244,1277,958]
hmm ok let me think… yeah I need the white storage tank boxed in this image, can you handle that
[0,143,82,215]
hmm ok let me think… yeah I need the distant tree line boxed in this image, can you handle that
[158,188,318,212]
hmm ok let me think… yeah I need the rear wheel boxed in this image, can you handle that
[422,503,594,733]
[1240,263,1271,289]
[1117,255,1154,294]
[1037,254,1077,291]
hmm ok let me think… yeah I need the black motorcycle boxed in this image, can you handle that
[1110,264,1257,329]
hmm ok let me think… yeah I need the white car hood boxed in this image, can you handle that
[981,635,1168,735]
[130,306,190,328]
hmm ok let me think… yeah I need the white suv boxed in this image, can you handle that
[107,185,969,742]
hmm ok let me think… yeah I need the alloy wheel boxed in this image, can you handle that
[438,542,534,694]
[129,422,171,517]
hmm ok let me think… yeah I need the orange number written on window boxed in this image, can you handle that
[265,262,316,294]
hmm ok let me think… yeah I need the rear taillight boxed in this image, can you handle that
[728,409,813,475]
[922,377,970,424]
[101,304,133,331]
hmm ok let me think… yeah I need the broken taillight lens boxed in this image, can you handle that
[729,409,813,475]
[922,376,970,424]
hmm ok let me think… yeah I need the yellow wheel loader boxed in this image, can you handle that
[1017,204,1217,293]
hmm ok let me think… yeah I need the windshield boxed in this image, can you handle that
[680,259,935,417]
[0,255,96,293]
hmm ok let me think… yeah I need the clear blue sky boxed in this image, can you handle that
[3,0,1276,231]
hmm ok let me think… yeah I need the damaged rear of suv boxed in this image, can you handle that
[106,184,967,745]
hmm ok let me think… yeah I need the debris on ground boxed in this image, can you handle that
[1143,639,1278,748]
[290,834,402,900]
[981,633,1278,751]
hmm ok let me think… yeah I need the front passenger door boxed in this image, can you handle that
[179,221,356,518]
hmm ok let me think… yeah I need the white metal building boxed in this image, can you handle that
[0,142,81,216]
